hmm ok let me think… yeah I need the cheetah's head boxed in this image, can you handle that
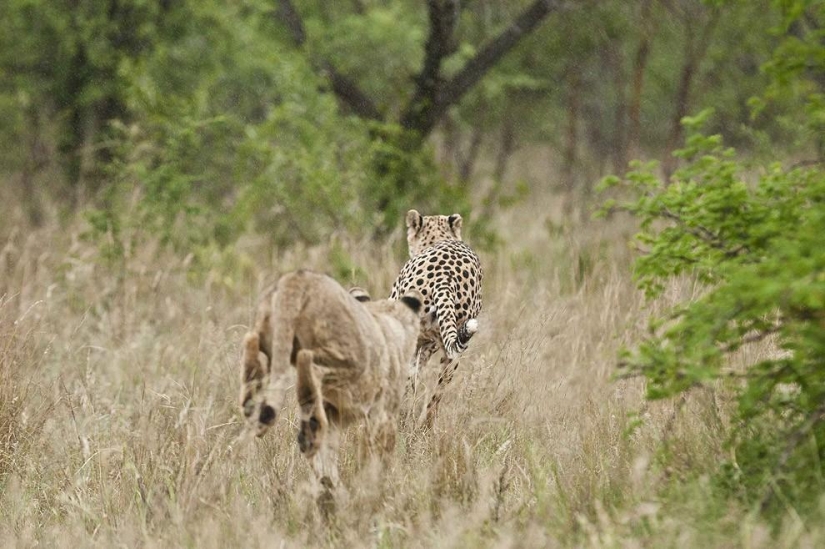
[405,209,463,257]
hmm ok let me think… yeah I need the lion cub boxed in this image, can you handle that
[240,270,422,499]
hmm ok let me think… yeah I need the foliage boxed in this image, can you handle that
[0,0,170,186]
[753,0,825,158]
[597,0,825,517]
[599,110,825,514]
[305,2,425,113]
[1,0,812,252]
[65,0,467,256]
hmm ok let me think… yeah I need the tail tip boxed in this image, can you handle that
[465,319,478,335]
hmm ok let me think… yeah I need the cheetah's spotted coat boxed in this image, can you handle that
[389,209,483,424]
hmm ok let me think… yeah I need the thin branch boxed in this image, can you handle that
[720,324,783,353]
[275,0,382,121]
[614,369,646,380]
[789,158,824,170]
[660,208,750,257]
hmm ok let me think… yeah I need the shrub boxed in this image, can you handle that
[600,110,825,515]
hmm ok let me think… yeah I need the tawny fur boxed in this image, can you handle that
[240,270,422,503]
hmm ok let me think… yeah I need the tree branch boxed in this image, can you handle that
[401,0,565,139]
[436,0,565,122]
[276,0,306,45]
[719,323,783,353]
[275,0,382,121]
[400,0,460,133]
[324,67,383,121]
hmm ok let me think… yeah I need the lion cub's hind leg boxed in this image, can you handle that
[240,332,277,435]
[295,349,343,515]
[295,349,328,458]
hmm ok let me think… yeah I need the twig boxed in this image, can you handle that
[719,324,782,353]
[660,208,750,257]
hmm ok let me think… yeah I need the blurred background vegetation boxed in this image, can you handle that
[1,0,820,248]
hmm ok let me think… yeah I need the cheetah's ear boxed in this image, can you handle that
[406,209,423,234]
[400,290,423,315]
[448,213,463,239]
[349,287,371,302]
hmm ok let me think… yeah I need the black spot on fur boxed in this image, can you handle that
[401,294,423,314]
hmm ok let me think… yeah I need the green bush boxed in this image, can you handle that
[600,110,825,515]
[73,0,469,257]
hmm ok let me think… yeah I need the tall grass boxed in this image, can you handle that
[0,198,822,548]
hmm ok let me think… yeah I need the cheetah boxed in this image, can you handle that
[389,209,483,425]
[240,270,423,507]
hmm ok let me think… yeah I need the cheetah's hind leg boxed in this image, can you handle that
[424,318,479,428]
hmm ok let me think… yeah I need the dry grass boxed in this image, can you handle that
[0,199,822,549]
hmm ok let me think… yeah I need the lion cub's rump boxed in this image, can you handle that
[241,269,422,436]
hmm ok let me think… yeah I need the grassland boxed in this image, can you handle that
[0,195,822,548]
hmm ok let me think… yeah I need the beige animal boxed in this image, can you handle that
[240,270,422,502]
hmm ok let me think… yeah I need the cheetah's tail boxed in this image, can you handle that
[456,318,479,350]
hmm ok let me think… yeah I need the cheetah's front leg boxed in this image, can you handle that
[425,354,459,427]
[409,339,438,394]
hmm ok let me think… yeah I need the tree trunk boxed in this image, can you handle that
[460,127,485,184]
[493,104,515,184]
[400,0,460,137]
[608,42,628,173]
[628,0,655,160]
[562,64,581,200]
[282,0,565,144]
[662,6,719,179]
[662,53,697,178]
